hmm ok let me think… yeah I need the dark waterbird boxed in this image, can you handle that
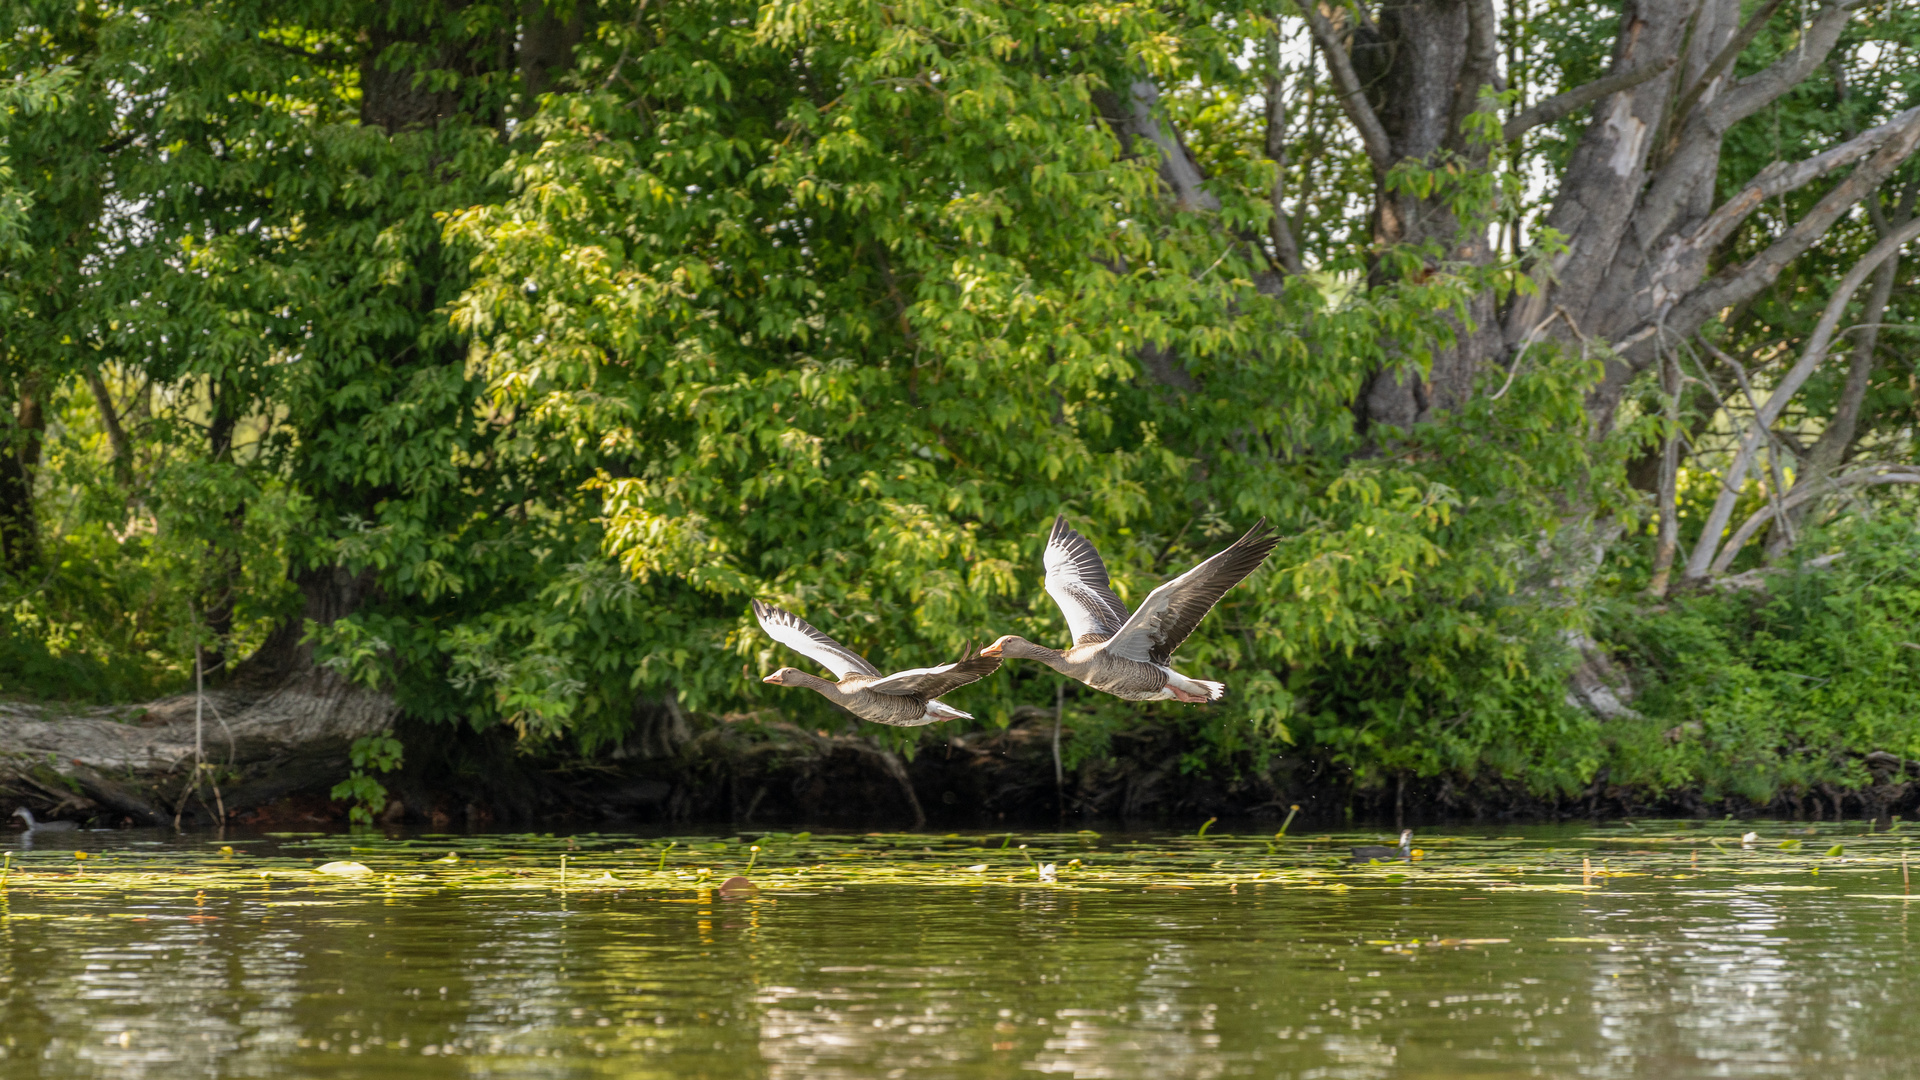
[11,807,79,833]
[1350,830,1412,862]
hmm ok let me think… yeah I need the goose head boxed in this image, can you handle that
[761,667,803,686]
[11,806,32,828]
[980,635,1059,661]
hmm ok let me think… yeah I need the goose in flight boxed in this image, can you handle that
[980,515,1277,702]
[751,600,1001,726]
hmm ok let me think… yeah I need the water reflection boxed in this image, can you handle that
[1,831,1917,1078]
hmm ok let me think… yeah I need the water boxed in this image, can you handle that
[2,823,1916,1078]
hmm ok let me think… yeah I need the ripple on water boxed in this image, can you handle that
[2,822,1917,1078]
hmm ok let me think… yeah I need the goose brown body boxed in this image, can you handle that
[758,668,970,727]
[980,636,1178,701]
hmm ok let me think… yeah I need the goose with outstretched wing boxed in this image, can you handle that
[981,515,1277,702]
[751,600,1001,726]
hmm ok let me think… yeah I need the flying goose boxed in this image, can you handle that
[981,515,1278,702]
[752,600,1001,726]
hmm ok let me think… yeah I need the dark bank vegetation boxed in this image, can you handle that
[2,0,1919,827]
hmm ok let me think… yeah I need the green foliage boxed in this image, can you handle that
[1,0,1915,815]
[1600,518,1920,804]
[331,730,406,825]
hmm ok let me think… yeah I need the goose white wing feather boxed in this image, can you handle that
[863,663,954,695]
[1042,515,1131,644]
[752,600,881,679]
[866,650,1002,697]
[1102,520,1278,665]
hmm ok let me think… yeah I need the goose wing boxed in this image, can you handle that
[751,600,881,679]
[1042,515,1132,645]
[1101,520,1278,665]
[866,648,1003,698]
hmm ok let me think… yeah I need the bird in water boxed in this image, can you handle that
[751,600,1001,726]
[11,807,79,833]
[1350,830,1413,862]
[981,515,1279,702]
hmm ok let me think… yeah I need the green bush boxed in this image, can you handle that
[1599,517,1920,804]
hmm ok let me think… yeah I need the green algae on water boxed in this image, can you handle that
[3,821,1915,907]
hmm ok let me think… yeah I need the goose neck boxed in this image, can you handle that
[787,671,842,695]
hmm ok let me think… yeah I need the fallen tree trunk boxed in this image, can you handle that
[0,671,397,827]
[0,564,399,826]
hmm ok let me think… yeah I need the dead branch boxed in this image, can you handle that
[1502,57,1676,143]
[1710,465,1920,575]
[1679,213,1920,580]
[1296,0,1394,170]
[1676,105,1920,260]
[1641,108,1920,362]
[1784,184,1919,510]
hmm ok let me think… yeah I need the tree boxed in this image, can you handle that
[3,0,1917,822]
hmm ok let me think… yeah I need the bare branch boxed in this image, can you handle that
[1679,213,1920,581]
[1697,1,1856,133]
[1679,105,1920,258]
[1502,56,1676,143]
[1710,465,1920,575]
[1666,0,1786,137]
[1296,0,1394,171]
[1452,0,1503,147]
[1264,65,1305,276]
[1768,185,1918,556]
[1647,107,1920,355]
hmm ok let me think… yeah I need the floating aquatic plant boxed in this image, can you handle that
[1,821,1912,913]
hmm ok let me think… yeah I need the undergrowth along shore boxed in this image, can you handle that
[5,519,1920,830]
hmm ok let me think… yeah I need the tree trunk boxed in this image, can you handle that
[1348,0,1505,432]
[0,374,44,576]
[203,377,243,676]
[0,564,400,826]
[1297,1,1909,435]
[517,1,584,104]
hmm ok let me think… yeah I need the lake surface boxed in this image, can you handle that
[2,822,1916,1078]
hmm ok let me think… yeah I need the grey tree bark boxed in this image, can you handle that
[1763,182,1919,559]
[0,564,399,826]
[1277,1,1916,437]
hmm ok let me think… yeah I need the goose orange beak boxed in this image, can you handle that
[979,642,1004,658]
[761,673,780,684]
